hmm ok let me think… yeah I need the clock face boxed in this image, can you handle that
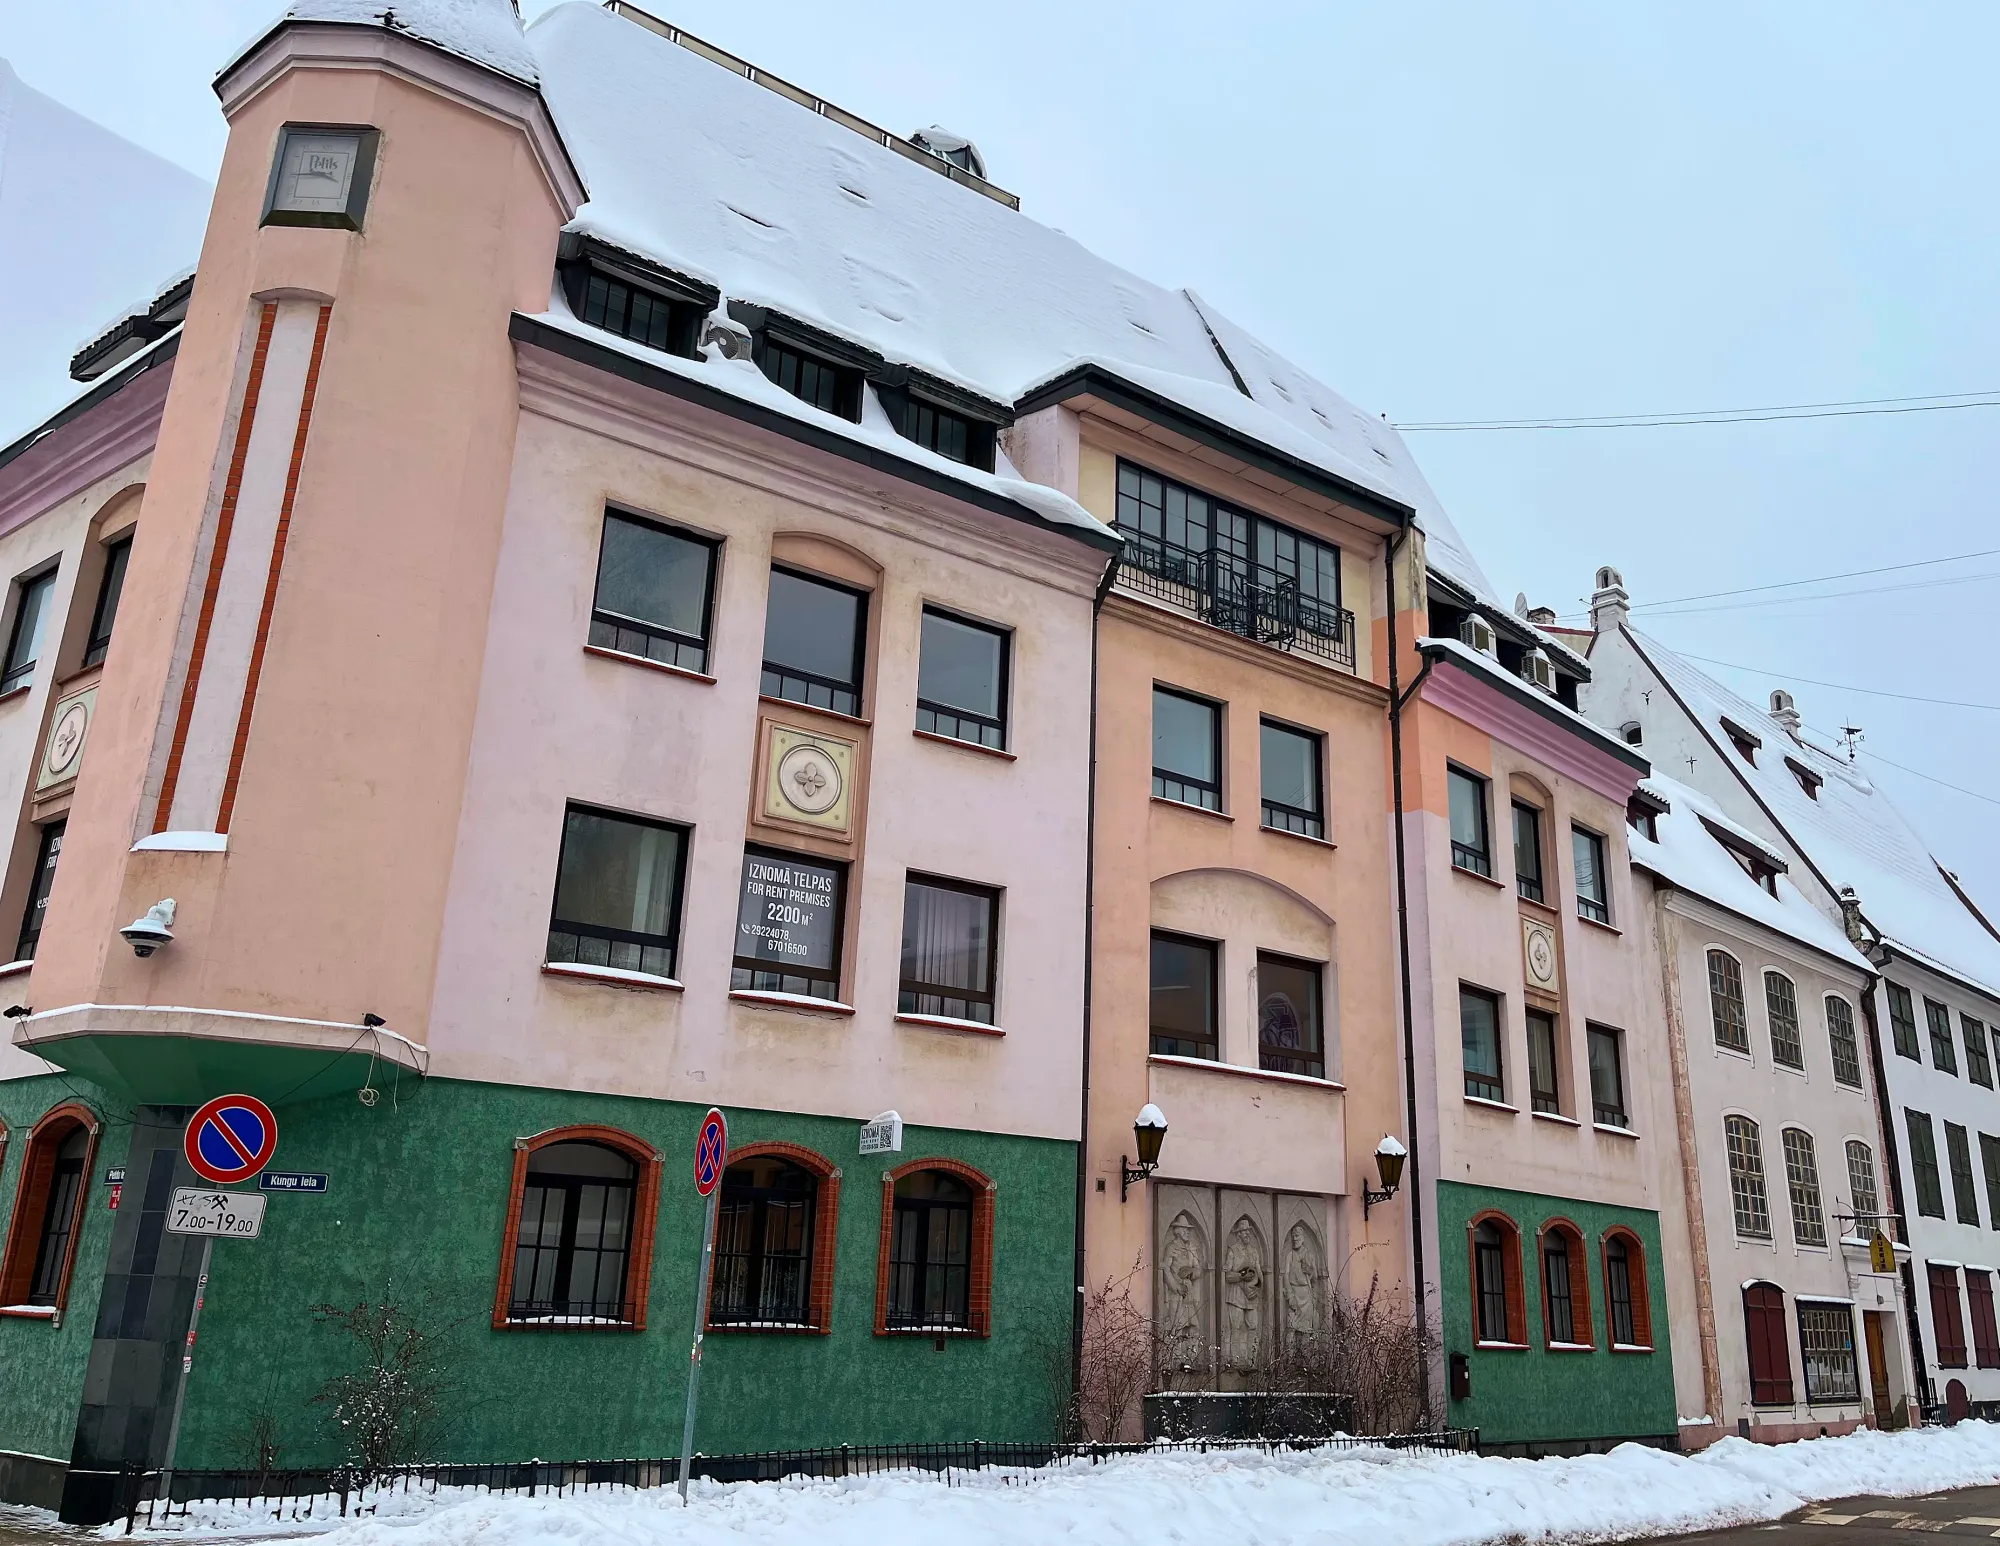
[775,742,843,816]
[45,701,88,779]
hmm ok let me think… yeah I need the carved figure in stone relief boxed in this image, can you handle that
[1282,1220,1326,1354]
[1222,1216,1265,1369]
[1158,1212,1208,1363]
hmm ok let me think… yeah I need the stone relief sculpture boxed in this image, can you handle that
[1281,1219,1326,1354]
[1157,1211,1209,1367]
[1221,1215,1266,1369]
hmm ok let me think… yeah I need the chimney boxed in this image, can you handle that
[1589,566,1629,634]
[1526,605,1558,627]
[1769,689,1802,739]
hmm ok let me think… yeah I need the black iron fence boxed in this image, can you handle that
[116,1429,1477,1531]
[1115,536,1357,669]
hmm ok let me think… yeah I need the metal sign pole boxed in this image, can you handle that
[677,1184,720,1505]
[159,1235,214,1495]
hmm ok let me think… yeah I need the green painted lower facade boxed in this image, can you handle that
[1437,1180,1678,1448]
[0,1072,1075,1482]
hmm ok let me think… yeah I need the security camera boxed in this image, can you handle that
[120,899,177,958]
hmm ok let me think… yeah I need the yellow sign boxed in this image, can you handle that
[1869,1231,1896,1274]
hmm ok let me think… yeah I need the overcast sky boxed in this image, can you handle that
[6,1,1998,913]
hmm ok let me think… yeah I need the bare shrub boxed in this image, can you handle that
[310,1283,466,1481]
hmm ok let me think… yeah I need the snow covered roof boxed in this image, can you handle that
[1627,627,2000,1001]
[0,59,210,452]
[226,0,539,87]
[1416,634,1648,772]
[1630,774,1870,973]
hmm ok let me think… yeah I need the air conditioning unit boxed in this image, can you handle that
[1459,616,1497,658]
[1521,649,1556,695]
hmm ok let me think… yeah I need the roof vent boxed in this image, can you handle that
[909,127,986,180]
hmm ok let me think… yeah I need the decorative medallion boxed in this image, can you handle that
[1522,915,1559,994]
[37,685,97,792]
[761,725,856,833]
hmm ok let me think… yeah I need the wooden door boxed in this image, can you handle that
[1864,1311,1893,1428]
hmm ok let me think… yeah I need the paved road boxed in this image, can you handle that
[1673,1486,2000,1546]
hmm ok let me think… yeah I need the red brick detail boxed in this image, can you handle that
[491,1123,661,1333]
[216,303,330,834]
[0,1102,100,1315]
[1466,1208,1527,1346]
[155,302,277,833]
[1601,1226,1653,1349]
[1535,1216,1594,1348]
[708,1141,840,1335]
[873,1156,995,1339]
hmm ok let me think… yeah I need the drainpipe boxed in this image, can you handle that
[1386,528,1433,1418]
[1857,955,1932,1417]
[1071,548,1121,1422]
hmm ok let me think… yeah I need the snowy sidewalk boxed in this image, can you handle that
[123,1423,2000,1546]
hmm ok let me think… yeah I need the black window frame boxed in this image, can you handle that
[566,263,704,359]
[1473,1219,1511,1343]
[896,395,993,471]
[26,1128,87,1307]
[1571,825,1609,925]
[544,803,691,982]
[887,1170,973,1330]
[1588,1022,1629,1129]
[1150,930,1219,1061]
[1526,1008,1561,1115]
[915,605,1009,750]
[1152,685,1223,811]
[761,566,869,718]
[1765,971,1804,1071]
[1,565,58,696]
[508,1141,640,1324]
[898,872,1000,1025]
[1542,1228,1575,1344]
[81,533,132,669]
[710,1155,818,1328]
[758,335,864,421]
[731,844,851,1002]
[1259,718,1324,838]
[1926,997,1959,1075]
[1512,801,1545,903]
[1461,983,1505,1103]
[1887,983,1921,1060]
[1255,950,1325,1079]
[1981,1133,2000,1232]
[1448,765,1492,878]
[1948,1120,1982,1226]
[587,508,721,675]
[1826,996,1864,1089]
[1966,1015,1995,1089]
[1605,1235,1638,1347]
[1797,1301,1860,1404]
[1908,1108,1946,1220]
[14,818,63,963]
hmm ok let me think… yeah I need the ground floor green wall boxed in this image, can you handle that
[1437,1180,1678,1447]
[0,1073,1077,1470]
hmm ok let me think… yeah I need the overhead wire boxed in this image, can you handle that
[1396,389,2000,432]
[1668,650,2000,713]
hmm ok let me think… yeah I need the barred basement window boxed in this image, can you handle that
[1907,1109,1945,1220]
[1709,951,1749,1053]
[1826,997,1863,1089]
[545,805,688,980]
[1153,687,1222,810]
[916,608,1008,750]
[509,1142,638,1324]
[887,1170,973,1329]
[1846,1140,1881,1230]
[762,568,867,717]
[1797,1302,1860,1403]
[1260,720,1324,838]
[1,566,56,695]
[1948,1121,1982,1226]
[588,510,718,674]
[899,875,998,1024]
[82,533,131,668]
[1927,997,1959,1075]
[1765,972,1803,1070]
[1782,1127,1826,1248]
[1886,983,1921,1061]
[1726,1114,1772,1240]
[711,1155,817,1327]
[1965,1016,1994,1089]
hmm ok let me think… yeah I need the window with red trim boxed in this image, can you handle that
[1968,1270,2000,1369]
[1931,1263,1970,1368]
[1468,1212,1525,1345]
[0,1103,99,1315]
[1539,1221,1593,1347]
[493,1125,660,1331]
[1744,1281,1793,1404]
[709,1143,840,1333]
[875,1159,993,1336]
[1603,1229,1652,1349]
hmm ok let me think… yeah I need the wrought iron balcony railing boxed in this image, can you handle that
[1115,530,1356,670]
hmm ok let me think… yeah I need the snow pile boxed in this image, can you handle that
[118,1423,2000,1545]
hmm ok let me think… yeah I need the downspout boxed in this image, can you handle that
[1386,529,1433,1418]
[1857,950,1932,1417]
[1071,547,1121,1423]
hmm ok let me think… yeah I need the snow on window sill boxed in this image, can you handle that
[502,1313,638,1329]
[0,959,31,980]
[1594,1122,1639,1140]
[1531,1110,1580,1128]
[542,962,683,992]
[883,1323,981,1337]
[1474,1339,1529,1351]
[1547,1340,1596,1353]
[729,989,856,1017]
[896,1012,1004,1037]
[912,728,1015,762]
[708,1319,827,1334]
[1148,1054,1344,1091]
[0,1305,59,1319]
[131,830,227,853]
[1464,1095,1519,1114]
[1611,1341,1653,1354]
[582,644,716,685]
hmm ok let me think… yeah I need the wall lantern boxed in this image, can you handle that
[1363,1134,1407,1218]
[1121,1104,1168,1201]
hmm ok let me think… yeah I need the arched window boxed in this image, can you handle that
[1725,1114,1771,1239]
[1764,972,1803,1069]
[1781,1128,1826,1248]
[1744,1281,1793,1404]
[710,1144,839,1332]
[1539,1220,1593,1348]
[1468,1212,1524,1346]
[876,1160,994,1336]
[1709,951,1748,1052]
[1601,1229,1652,1349]
[493,1126,661,1331]
[1826,997,1864,1089]
[0,1103,99,1316]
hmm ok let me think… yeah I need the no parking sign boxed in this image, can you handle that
[184,1094,278,1186]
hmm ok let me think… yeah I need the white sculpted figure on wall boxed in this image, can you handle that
[1158,1212,1208,1368]
[1222,1215,1266,1369]
[1281,1220,1326,1355]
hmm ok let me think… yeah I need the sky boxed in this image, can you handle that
[3,1,1997,913]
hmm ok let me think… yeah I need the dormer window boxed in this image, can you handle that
[1700,817,1783,897]
[1719,715,1763,766]
[1785,756,1823,801]
[760,337,861,420]
[577,270,700,357]
[556,235,716,362]
[876,372,1004,472]
[1626,787,1669,843]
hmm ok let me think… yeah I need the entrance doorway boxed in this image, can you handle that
[1864,1312,1893,1428]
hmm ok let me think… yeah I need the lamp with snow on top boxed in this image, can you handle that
[1121,1104,1168,1201]
[1363,1135,1407,1219]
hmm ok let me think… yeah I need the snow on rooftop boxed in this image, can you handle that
[1417,634,1643,769]
[229,0,539,86]
[1630,627,2000,1001]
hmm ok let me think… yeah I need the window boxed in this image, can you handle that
[1260,720,1324,838]
[1603,1232,1649,1348]
[732,847,848,1001]
[1526,1009,1561,1115]
[1931,1264,1969,1368]
[1927,998,1958,1075]
[1449,767,1491,877]
[710,1149,836,1330]
[1788,757,1824,801]
[1572,827,1609,924]
[1966,1017,1994,1089]
[762,568,867,716]
[14,820,62,962]
[1512,802,1545,902]
[916,608,1007,749]
[1470,1215,1523,1344]
[0,1108,98,1312]
[1970,1271,2000,1369]
[1765,973,1803,1070]
[588,511,718,674]
[1461,985,1504,1102]
[1982,1134,2000,1232]
[1150,932,1218,1060]
[1887,983,1920,1060]
[545,806,689,980]
[1744,1283,1793,1404]
[1782,1128,1827,1248]
[574,267,699,357]
[82,534,131,668]
[1847,1140,1881,1232]
[1709,950,1749,1053]
[1827,997,1863,1089]
[1153,688,1222,810]
[1948,1121,1982,1226]
[1726,1114,1772,1239]
[1256,953,1324,1078]
[759,337,860,419]
[494,1128,660,1330]
[899,875,998,1025]
[1540,1223,1592,1347]
[1798,1302,1861,1402]
[1907,1109,1946,1219]
[896,397,992,470]
[1722,716,1763,766]
[884,1168,978,1331]
[1588,1024,1628,1128]
[1,567,56,695]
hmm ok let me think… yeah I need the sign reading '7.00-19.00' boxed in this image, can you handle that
[166,1189,266,1239]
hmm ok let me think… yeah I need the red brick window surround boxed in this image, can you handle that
[1467,1210,1527,1347]
[0,1102,100,1319]
[875,1157,994,1337]
[708,1142,840,1334]
[1601,1227,1653,1350]
[493,1124,661,1333]
[1537,1218,1594,1349]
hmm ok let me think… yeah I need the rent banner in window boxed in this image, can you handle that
[736,852,841,977]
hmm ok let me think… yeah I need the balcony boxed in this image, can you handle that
[1115,530,1356,670]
